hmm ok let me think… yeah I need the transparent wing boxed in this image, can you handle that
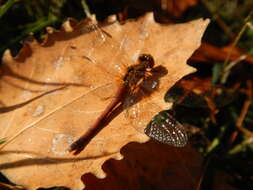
[79,23,132,79]
[123,65,167,134]
[123,64,169,134]
[125,98,162,133]
[70,83,118,117]
[144,111,188,147]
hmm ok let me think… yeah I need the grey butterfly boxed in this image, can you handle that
[144,111,188,147]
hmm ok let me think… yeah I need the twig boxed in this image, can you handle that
[201,0,234,39]
[229,136,253,154]
[81,0,91,17]
[221,10,253,84]
[204,96,218,124]
[247,22,253,30]
[195,157,210,190]
[235,80,253,137]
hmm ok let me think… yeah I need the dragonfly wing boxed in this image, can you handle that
[73,83,118,118]
[144,111,188,147]
[80,24,132,79]
[124,95,162,134]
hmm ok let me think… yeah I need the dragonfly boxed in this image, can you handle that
[68,22,188,155]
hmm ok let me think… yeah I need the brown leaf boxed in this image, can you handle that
[0,13,209,189]
[191,42,253,64]
[158,0,198,17]
[83,141,204,190]
[166,74,238,110]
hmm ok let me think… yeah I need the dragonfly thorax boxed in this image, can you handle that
[123,54,154,89]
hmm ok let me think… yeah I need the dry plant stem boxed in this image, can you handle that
[221,10,253,84]
[235,81,253,137]
[204,96,218,124]
[201,0,234,39]
[229,131,238,144]
[195,157,210,190]
[223,54,247,73]
[69,83,127,155]
[247,22,253,30]
[81,0,91,17]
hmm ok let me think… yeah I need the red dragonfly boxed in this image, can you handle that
[68,23,188,155]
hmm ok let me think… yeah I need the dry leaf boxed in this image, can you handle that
[83,141,204,190]
[158,0,198,17]
[0,13,209,189]
[191,42,253,64]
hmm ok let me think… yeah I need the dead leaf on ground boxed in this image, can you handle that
[0,13,209,189]
[190,42,253,64]
[83,141,204,190]
[158,0,198,17]
[166,74,238,108]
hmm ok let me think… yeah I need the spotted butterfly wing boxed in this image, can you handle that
[144,111,188,147]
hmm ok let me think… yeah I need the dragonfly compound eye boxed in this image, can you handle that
[139,54,155,69]
[144,111,188,147]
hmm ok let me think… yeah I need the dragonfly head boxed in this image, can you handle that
[138,54,154,70]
